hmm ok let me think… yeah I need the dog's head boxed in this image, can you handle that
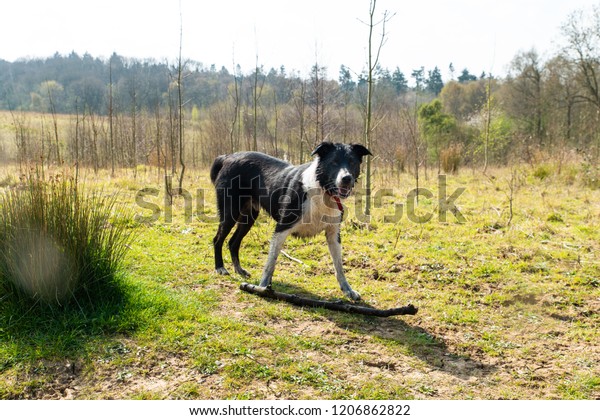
[311,142,372,199]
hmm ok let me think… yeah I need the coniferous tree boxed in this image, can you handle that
[392,67,408,94]
[339,65,355,92]
[458,68,477,83]
[426,66,444,96]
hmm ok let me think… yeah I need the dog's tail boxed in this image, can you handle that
[210,155,227,185]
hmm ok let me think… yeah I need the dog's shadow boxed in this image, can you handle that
[260,282,495,381]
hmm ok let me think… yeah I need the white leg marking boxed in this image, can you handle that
[326,226,361,300]
[259,230,290,288]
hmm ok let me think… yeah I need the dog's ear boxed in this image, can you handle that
[351,144,372,159]
[311,142,335,157]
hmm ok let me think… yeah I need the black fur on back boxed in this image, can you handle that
[210,155,227,185]
[212,152,311,229]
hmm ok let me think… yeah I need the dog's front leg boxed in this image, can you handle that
[326,226,361,301]
[258,230,290,289]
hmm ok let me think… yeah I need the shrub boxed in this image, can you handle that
[394,146,407,173]
[581,159,600,190]
[440,144,462,173]
[547,213,564,223]
[0,173,135,306]
[533,164,552,180]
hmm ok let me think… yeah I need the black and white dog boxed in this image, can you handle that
[210,142,371,300]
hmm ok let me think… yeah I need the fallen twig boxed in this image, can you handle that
[240,283,418,317]
[281,250,307,266]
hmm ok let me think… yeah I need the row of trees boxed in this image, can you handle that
[1,51,453,169]
[2,5,599,181]
[0,54,453,116]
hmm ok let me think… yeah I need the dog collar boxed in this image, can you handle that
[329,194,344,212]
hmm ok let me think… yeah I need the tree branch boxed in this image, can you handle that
[240,283,418,317]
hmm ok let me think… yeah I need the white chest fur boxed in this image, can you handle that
[291,159,342,238]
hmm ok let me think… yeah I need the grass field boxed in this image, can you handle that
[0,162,599,399]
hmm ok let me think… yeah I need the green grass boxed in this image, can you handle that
[0,163,599,399]
[0,172,135,305]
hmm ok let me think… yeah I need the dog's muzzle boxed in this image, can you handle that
[334,174,354,198]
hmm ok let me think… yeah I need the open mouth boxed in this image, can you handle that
[331,186,352,198]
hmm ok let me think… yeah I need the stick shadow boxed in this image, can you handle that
[260,281,495,381]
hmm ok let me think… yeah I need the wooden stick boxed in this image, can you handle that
[280,250,307,266]
[239,283,418,317]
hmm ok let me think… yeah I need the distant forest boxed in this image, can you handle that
[1,51,459,115]
[1,6,599,176]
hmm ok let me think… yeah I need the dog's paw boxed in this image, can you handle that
[345,289,361,301]
[216,267,230,276]
[235,267,251,278]
[258,278,272,288]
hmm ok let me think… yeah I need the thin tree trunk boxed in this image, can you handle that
[109,58,115,176]
[177,57,185,192]
[365,10,374,217]
[46,83,61,164]
[362,0,392,217]
[483,75,492,174]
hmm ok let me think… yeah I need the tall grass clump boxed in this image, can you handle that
[0,172,135,306]
[581,156,600,189]
[440,144,462,174]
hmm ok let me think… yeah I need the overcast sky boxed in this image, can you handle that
[1,0,598,80]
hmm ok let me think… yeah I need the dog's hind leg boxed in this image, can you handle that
[214,217,236,275]
[258,229,290,289]
[228,202,259,277]
[213,189,238,276]
[326,225,361,301]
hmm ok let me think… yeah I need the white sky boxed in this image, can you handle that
[1,0,598,80]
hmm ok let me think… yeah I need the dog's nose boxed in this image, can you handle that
[341,175,353,184]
